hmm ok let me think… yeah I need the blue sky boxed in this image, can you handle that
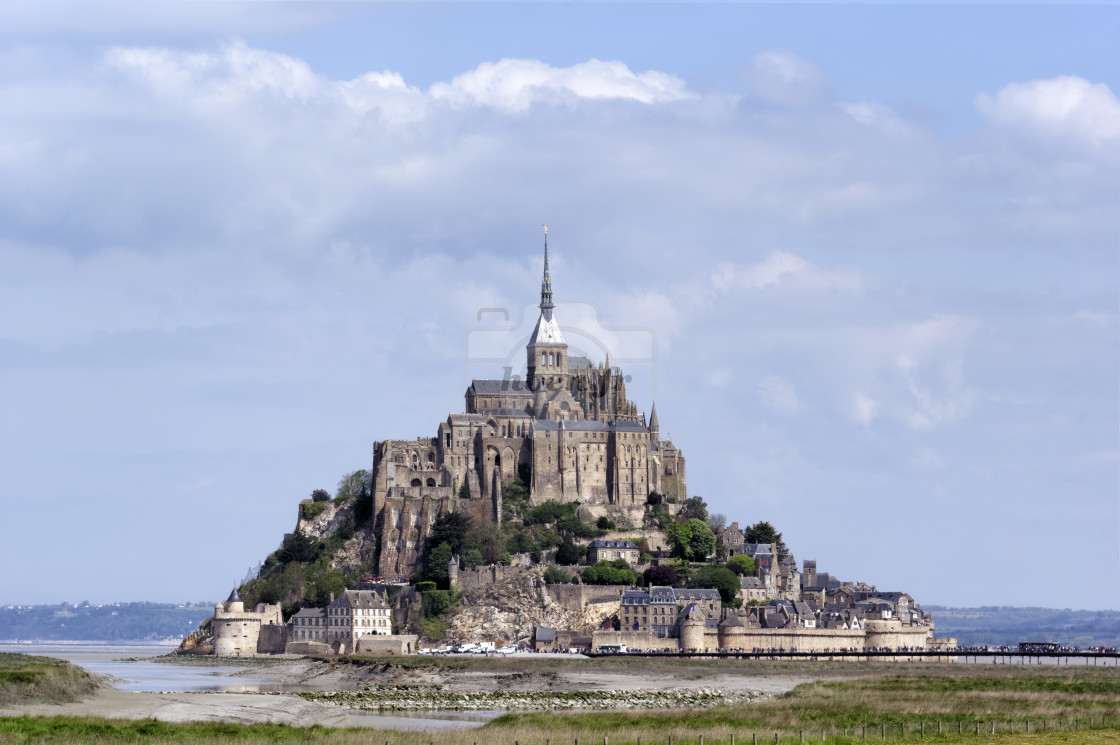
[1,2,1117,611]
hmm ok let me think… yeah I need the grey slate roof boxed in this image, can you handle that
[329,590,387,610]
[535,627,556,642]
[622,590,650,605]
[227,588,242,603]
[470,379,531,395]
[589,539,639,550]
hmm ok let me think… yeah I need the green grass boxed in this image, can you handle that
[488,668,1120,734]
[0,654,97,706]
[1,660,1118,745]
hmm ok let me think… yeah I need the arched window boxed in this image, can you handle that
[541,352,547,366]
[410,478,422,487]
[426,478,436,487]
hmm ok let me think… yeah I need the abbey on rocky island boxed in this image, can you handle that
[371,237,686,577]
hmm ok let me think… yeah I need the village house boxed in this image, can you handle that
[588,539,640,566]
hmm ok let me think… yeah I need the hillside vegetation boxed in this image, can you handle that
[0,653,97,706]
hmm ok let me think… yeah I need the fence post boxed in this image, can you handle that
[990,721,995,735]
[881,724,885,740]
[753,734,757,745]
[800,732,803,744]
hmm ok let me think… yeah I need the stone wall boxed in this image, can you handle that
[454,565,538,593]
[545,584,627,614]
[357,635,419,656]
[591,630,678,651]
[257,624,288,654]
[376,496,494,578]
[863,620,932,650]
[284,640,333,656]
[591,625,934,653]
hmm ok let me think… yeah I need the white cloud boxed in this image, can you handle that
[851,394,879,426]
[911,446,946,471]
[710,252,864,295]
[746,50,828,106]
[758,375,803,413]
[430,58,691,113]
[975,75,1120,148]
[840,102,912,138]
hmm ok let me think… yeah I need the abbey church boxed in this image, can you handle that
[371,237,686,577]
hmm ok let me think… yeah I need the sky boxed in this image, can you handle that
[1,2,1117,611]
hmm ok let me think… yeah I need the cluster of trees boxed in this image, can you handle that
[239,470,376,613]
[581,560,636,586]
[420,494,607,587]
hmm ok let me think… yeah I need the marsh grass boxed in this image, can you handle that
[0,655,96,706]
[0,716,1117,745]
[490,668,1120,734]
[1,663,1117,745]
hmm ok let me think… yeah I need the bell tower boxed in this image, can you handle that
[527,225,570,392]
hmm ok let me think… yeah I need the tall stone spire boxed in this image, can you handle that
[540,224,554,319]
[649,401,660,439]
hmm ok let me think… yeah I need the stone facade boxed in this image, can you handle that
[593,616,935,653]
[588,539,640,565]
[290,607,327,643]
[211,589,285,657]
[371,238,686,578]
[326,590,393,654]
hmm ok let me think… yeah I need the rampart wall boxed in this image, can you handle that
[546,584,627,614]
[592,624,934,653]
[357,635,419,656]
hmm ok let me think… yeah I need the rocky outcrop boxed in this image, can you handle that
[439,569,622,644]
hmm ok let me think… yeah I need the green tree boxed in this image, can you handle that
[310,489,331,503]
[461,547,484,569]
[277,532,317,564]
[555,538,585,565]
[581,561,636,586]
[421,589,452,617]
[689,565,740,603]
[426,542,453,584]
[679,496,709,523]
[686,519,716,560]
[430,512,473,555]
[335,469,370,503]
[745,521,788,559]
[543,566,574,584]
[646,491,662,506]
[727,554,755,576]
[668,519,715,561]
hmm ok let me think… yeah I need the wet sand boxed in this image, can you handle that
[0,652,814,730]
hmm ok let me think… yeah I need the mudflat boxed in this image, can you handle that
[0,655,819,729]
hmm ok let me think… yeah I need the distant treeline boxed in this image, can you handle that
[926,606,1120,647]
[0,602,214,642]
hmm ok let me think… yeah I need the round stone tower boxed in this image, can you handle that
[718,611,747,651]
[679,606,705,652]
